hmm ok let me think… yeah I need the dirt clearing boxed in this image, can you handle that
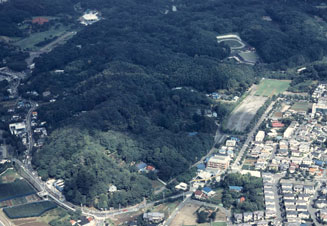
[226,94,267,132]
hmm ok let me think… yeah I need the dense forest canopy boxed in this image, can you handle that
[6,0,327,208]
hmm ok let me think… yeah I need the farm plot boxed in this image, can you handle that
[255,79,291,97]
[0,194,40,208]
[4,201,57,219]
[12,218,48,226]
[0,168,21,183]
[0,179,36,202]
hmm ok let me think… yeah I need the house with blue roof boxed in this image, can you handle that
[211,92,219,100]
[197,163,205,171]
[136,162,147,172]
[229,186,243,192]
[231,137,240,142]
[202,187,215,196]
[219,149,226,155]
[188,132,198,136]
[315,160,324,167]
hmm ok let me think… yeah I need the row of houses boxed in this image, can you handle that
[280,181,314,223]
[232,174,276,224]
[248,137,275,170]
[262,173,278,220]
[234,211,266,224]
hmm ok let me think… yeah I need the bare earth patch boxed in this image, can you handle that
[12,218,47,226]
[226,95,267,132]
[170,203,200,226]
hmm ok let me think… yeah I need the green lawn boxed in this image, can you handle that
[255,79,291,97]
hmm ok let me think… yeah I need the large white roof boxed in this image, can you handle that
[83,13,98,21]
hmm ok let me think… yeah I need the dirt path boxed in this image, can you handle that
[0,210,14,226]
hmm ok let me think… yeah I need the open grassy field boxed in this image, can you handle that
[0,179,36,202]
[14,25,71,51]
[4,201,57,219]
[255,79,291,97]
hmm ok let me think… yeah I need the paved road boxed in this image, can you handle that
[0,210,13,226]
[272,174,284,223]
[308,182,321,226]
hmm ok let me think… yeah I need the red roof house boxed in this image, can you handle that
[194,190,207,200]
[272,121,284,128]
[239,196,246,203]
[146,165,155,171]
[32,17,49,25]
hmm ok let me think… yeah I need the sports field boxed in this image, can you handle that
[255,79,291,97]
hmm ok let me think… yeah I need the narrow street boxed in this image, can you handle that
[272,174,284,225]
[0,210,13,226]
[308,183,321,226]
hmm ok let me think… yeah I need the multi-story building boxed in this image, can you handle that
[207,155,230,170]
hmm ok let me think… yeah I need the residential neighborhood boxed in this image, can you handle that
[162,83,327,225]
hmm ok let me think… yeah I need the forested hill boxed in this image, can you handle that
[21,0,327,208]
